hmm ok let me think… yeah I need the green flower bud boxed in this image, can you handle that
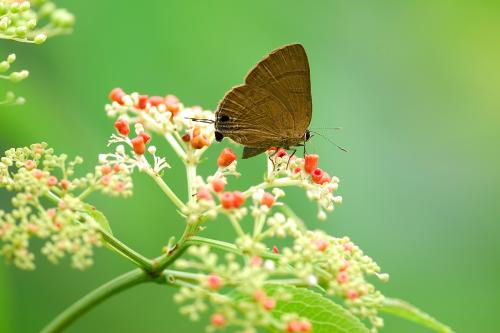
[5,26,15,36]
[0,17,9,31]
[39,2,56,17]
[9,70,29,83]
[27,19,37,30]
[51,9,75,28]
[15,96,26,105]
[15,25,27,37]
[9,2,20,14]
[0,61,9,73]
[7,54,16,64]
[34,33,47,44]
[19,1,30,12]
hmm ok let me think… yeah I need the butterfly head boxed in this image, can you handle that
[305,129,312,142]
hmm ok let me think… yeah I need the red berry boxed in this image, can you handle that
[273,246,279,254]
[166,102,180,115]
[149,96,164,107]
[131,136,146,155]
[232,191,245,208]
[207,274,222,290]
[311,168,324,184]
[181,133,190,142]
[210,313,225,327]
[276,148,287,158]
[109,88,125,104]
[261,192,275,208]
[139,132,151,144]
[33,169,43,179]
[191,135,209,149]
[220,192,234,209]
[137,95,148,109]
[211,178,225,193]
[294,167,302,174]
[217,148,237,168]
[165,94,179,104]
[113,163,121,172]
[304,154,319,174]
[101,165,112,175]
[114,119,130,136]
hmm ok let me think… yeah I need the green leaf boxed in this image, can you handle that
[264,284,369,333]
[381,298,454,333]
[83,203,113,235]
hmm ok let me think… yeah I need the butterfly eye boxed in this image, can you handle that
[220,115,230,122]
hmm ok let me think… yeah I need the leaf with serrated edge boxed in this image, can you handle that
[264,284,369,333]
[381,298,454,333]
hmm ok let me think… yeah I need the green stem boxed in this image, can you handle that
[99,229,153,271]
[145,168,186,211]
[40,269,150,333]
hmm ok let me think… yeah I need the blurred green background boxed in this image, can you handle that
[1,1,499,332]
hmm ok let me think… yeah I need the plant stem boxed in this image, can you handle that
[40,269,150,333]
[99,229,153,271]
[145,168,186,211]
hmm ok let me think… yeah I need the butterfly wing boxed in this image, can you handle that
[215,44,312,150]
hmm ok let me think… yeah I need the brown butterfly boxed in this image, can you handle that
[214,44,312,159]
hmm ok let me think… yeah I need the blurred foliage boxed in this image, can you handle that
[1,1,499,332]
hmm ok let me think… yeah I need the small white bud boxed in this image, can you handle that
[307,274,318,286]
[7,54,16,63]
[34,33,47,44]
[317,210,327,221]
[148,146,157,155]
[98,154,107,163]
[116,145,125,155]
[333,196,342,204]
[134,123,144,134]
[264,260,275,271]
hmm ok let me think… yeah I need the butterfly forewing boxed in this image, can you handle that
[215,44,312,157]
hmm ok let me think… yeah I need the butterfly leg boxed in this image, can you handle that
[268,149,278,171]
[286,149,297,169]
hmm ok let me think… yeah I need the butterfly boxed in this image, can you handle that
[214,44,312,159]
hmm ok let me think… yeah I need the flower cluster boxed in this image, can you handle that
[0,143,130,269]
[0,0,74,44]
[0,0,74,105]
[100,88,388,331]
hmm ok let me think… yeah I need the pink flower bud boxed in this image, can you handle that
[207,274,222,290]
[109,87,125,104]
[211,178,225,193]
[210,313,225,327]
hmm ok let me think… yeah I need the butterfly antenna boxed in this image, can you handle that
[310,130,349,152]
[310,127,343,131]
[185,117,215,124]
